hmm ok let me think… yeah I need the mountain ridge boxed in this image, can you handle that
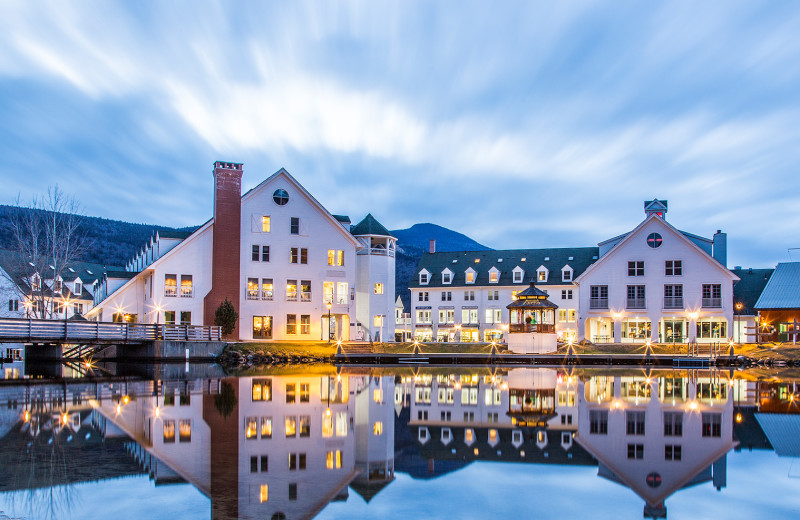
[0,205,488,309]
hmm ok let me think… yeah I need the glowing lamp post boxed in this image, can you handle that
[327,302,332,343]
[735,302,743,344]
[62,296,71,340]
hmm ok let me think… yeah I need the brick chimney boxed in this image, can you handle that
[429,239,436,254]
[204,161,243,339]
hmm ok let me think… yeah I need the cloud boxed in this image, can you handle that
[0,1,799,266]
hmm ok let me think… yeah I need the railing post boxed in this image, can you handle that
[96,321,100,340]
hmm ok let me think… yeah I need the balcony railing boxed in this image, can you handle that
[702,298,722,308]
[589,298,608,309]
[357,247,395,257]
[262,293,273,301]
[663,297,684,309]
[246,291,259,300]
[626,298,646,310]
[180,287,193,298]
[286,292,298,302]
[509,323,556,334]
[300,292,312,302]
[164,287,177,297]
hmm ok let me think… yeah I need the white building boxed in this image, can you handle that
[87,163,396,342]
[575,372,735,517]
[576,200,738,344]
[0,249,111,369]
[408,246,597,343]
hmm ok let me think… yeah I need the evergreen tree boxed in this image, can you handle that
[214,297,238,337]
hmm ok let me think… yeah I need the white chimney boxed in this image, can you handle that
[429,239,436,254]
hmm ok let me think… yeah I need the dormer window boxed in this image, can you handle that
[488,267,500,284]
[31,273,41,292]
[74,281,83,295]
[54,279,62,293]
[442,268,453,285]
[419,269,430,285]
[562,265,573,282]
[536,266,548,282]
[465,268,476,284]
[512,266,524,283]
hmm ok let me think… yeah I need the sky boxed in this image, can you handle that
[0,1,799,268]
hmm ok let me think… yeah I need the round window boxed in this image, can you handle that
[646,472,662,488]
[273,189,289,206]
[646,232,663,249]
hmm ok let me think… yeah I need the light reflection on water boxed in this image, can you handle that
[1,365,799,519]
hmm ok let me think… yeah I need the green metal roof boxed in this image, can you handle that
[410,247,598,288]
[351,213,394,237]
[731,267,773,315]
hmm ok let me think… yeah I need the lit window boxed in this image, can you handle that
[326,450,343,469]
[373,421,383,435]
[465,270,475,284]
[489,270,499,283]
[252,379,272,401]
[285,416,297,437]
[259,484,268,503]
[180,275,193,297]
[374,315,384,327]
[163,420,175,443]
[245,417,258,439]
[465,429,474,443]
[164,274,177,297]
[538,270,547,281]
[374,283,384,294]
[179,419,191,442]
[374,389,383,402]
[328,249,346,266]
[262,216,271,232]
[261,417,272,438]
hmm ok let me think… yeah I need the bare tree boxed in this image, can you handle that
[1,186,87,319]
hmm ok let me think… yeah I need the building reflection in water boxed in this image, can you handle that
[0,367,797,519]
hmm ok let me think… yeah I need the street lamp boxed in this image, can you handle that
[62,296,71,340]
[327,302,332,344]
[735,302,743,344]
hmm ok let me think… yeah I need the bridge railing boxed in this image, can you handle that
[0,317,222,343]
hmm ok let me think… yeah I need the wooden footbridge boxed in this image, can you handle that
[0,317,223,360]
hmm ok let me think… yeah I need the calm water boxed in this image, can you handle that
[1,363,799,520]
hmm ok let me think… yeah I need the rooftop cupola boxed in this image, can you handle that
[644,199,668,219]
[352,213,396,257]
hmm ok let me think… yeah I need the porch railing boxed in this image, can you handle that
[509,323,556,334]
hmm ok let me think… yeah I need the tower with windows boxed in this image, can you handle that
[352,214,397,342]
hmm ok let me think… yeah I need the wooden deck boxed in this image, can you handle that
[0,317,222,344]
[334,352,731,368]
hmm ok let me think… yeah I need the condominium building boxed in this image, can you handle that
[408,246,598,342]
[576,200,738,344]
[87,163,396,341]
[409,199,738,345]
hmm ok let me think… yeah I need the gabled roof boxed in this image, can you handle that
[575,214,738,284]
[0,249,119,296]
[754,262,800,310]
[732,268,773,315]
[754,414,800,457]
[242,168,360,247]
[333,214,351,224]
[351,213,394,237]
[157,229,194,240]
[409,247,598,289]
